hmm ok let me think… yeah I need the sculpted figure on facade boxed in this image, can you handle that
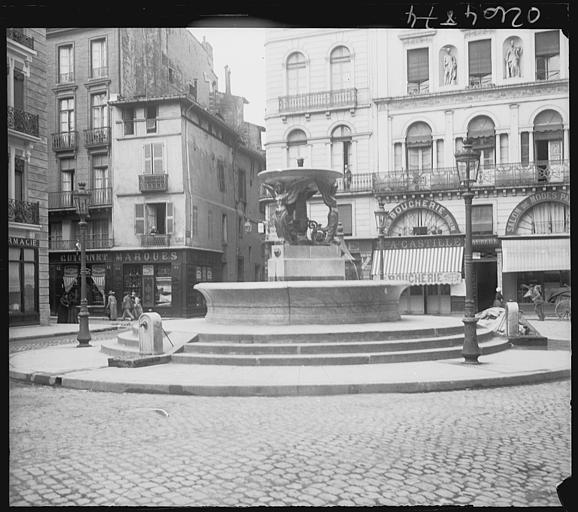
[505,40,522,78]
[443,47,457,85]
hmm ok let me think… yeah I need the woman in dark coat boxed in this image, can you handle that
[57,293,70,323]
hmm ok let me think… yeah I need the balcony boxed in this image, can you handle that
[139,174,168,192]
[52,131,78,152]
[8,198,39,225]
[90,187,112,206]
[141,234,171,247]
[49,187,112,210]
[7,28,34,50]
[84,127,110,148]
[8,106,40,138]
[49,237,114,250]
[278,88,357,114]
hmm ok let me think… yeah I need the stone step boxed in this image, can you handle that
[171,337,509,366]
[183,330,494,356]
[195,324,467,344]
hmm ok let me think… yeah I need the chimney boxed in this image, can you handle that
[225,65,231,95]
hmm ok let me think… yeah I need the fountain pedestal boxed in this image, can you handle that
[268,243,345,281]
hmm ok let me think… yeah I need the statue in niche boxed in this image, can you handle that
[443,47,457,85]
[505,40,522,78]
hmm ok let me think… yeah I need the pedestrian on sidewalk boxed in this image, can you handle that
[531,284,545,321]
[57,292,70,324]
[121,291,135,321]
[106,291,118,320]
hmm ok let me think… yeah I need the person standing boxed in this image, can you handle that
[57,292,70,323]
[133,294,143,319]
[531,284,545,321]
[106,291,118,320]
[122,291,135,321]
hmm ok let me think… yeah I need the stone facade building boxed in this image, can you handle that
[7,28,50,326]
[263,28,569,315]
[46,28,265,318]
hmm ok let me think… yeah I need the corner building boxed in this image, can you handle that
[263,28,569,315]
[46,28,265,318]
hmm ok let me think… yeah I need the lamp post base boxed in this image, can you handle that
[77,309,92,348]
[462,315,480,364]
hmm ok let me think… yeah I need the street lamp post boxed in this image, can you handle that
[455,140,481,363]
[73,182,92,348]
[374,199,388,280]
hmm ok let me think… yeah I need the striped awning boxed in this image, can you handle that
[501,237,570,272]
[371,246,464,285]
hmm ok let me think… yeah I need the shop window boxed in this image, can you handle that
[472,205,493,234]
[338,204,353,236]
[9,247,37,315]
[155,264,172,307]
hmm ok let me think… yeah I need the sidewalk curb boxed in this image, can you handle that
[9,367,571,397]
[9,325,125,343]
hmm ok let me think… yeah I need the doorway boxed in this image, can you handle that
[474,261,497,312]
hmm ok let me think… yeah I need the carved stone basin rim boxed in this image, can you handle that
[258,167,343,185]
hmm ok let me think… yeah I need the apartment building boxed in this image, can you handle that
[46,28,265,318]
[7,28,49,326]
[264,28,569,315]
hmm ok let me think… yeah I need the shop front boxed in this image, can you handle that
[9,236,40,326]
[371,234,465,314]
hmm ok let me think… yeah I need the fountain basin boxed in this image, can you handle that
[194,280,410,325]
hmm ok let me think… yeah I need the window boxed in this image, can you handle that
[535,31,560,80]
[520,132,529,166]
[144,143,164,174]
[472,205,493,234]
[14,156,25,201]
[59,97,75,133]
[217,160,225,192]
[499,134,509,164]
[13,69,24,109]
[468,39,492,87]
[331,125,352,172]
[58,45,74,83]
[192,205,198,238]
[467,116,496,169]
[222,214,228,243]
[89,218,109,246]
[91,92,108,128]
[406,122,433,171]
[60,158,75,207]
[330,46,352,90]
[49,222,62,246]
[286,52,307,95]
[122,108,135,136]
[146,105,157,133]
[135,203,173,235]
[287,129,307,167]
[238,169,247,203]
[407,48,429,94]
[338,204,353,236]
[92,154,109,191]
[90,38,107,78]
[208,210,213,240]
[9,247,37,315]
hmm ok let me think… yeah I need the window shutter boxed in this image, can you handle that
[144,144,152,174]
[153,143,163,174]
[535,31,559,56]
[407,48,429,82]
[468,39,492,75]
[166,202,174,234]
[135,204,144,234]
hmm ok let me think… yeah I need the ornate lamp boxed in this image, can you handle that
[73,182,92,348]
[454,140,481,363]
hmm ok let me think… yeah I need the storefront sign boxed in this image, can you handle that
[113,250,179,263]
[9,236,39,247]
[385,271,462,285]
[386,199,460,234]
[58,252,109,263]
[142,265,154,276]
[381,235,464,250]
[505,191,570,235]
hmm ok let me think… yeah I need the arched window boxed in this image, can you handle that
[330,46,352,90]
[287,129,307,167]
[406,122,432,171]
[467,116,496,168]
[389,208,453,237]
[330,125,352,172]
[533,109,564,181]
[515,201,570,235]
[286,52,307,96]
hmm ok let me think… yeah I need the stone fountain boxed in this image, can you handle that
[195,166,409,325]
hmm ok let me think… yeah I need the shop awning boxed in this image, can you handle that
[371,246,464,285]
[501,237,570,272]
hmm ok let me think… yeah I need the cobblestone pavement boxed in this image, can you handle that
[10,375,570,507]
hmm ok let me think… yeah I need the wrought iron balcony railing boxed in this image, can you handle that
[52,131,78,151]
[8,106,40,138]
[90,187,112,206]
[48,187,112,209]
[141,234,171,247]
[84,127,110,147]
[58,72,75,84]
[8,198,40,224]
[49,237,114,250]
[139,174,168,192]
[90,66,108,79]
[259,160,570,200]
[7,28,35,50]
[278,88,357,114]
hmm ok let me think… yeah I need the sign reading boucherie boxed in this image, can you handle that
[384,272,462,285]
[381,234,464,250]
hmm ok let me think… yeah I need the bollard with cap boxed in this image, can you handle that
[505,301,519,338]
[138,312,164,355]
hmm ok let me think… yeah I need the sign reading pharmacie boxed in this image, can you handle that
[9,236,39,247]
